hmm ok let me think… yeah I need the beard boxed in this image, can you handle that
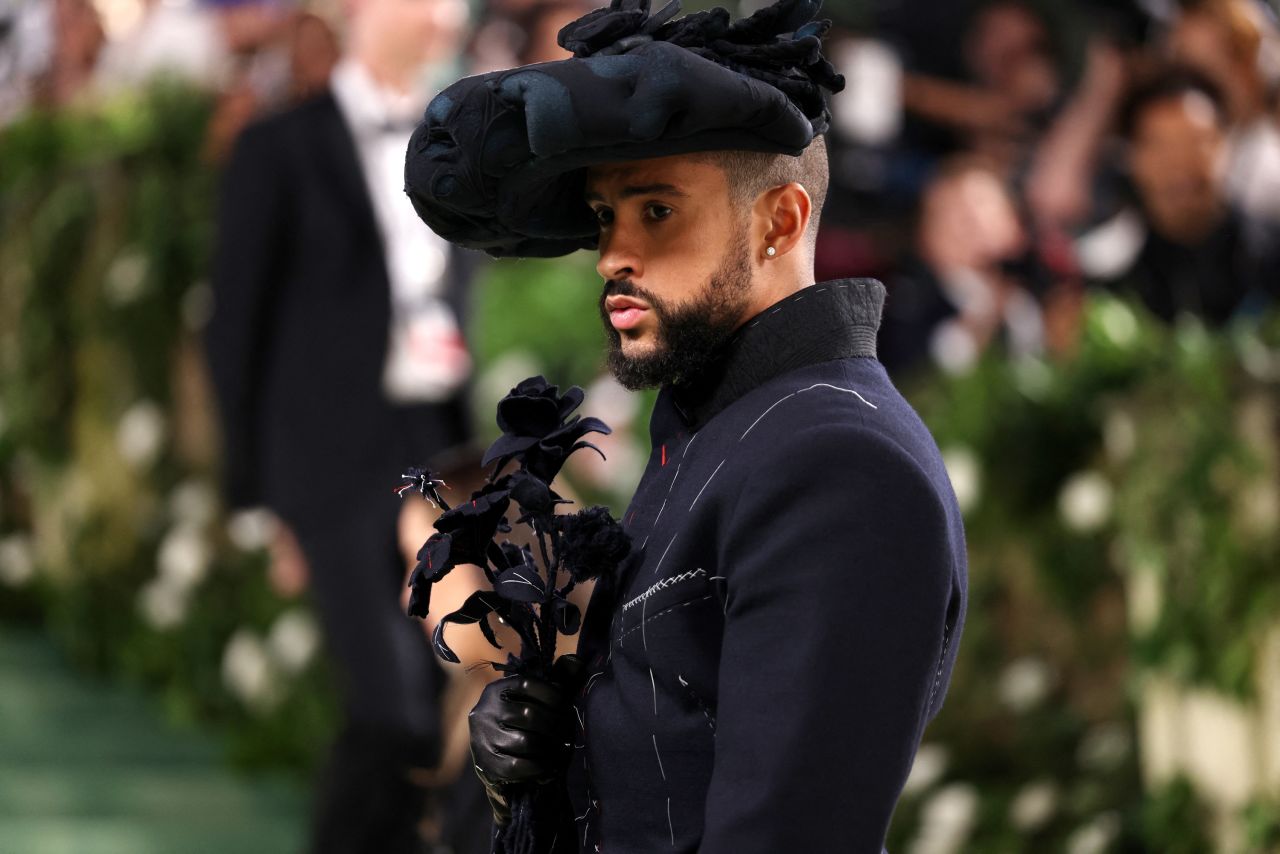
[599,226,754,391]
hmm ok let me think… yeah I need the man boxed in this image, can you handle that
[1092,68,1280,325]
[879,155,1044,378]
[205,0,471,849]
[404,0,968,849]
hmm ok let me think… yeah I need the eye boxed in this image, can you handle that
[645,203,673,221]
[592,207,614,227]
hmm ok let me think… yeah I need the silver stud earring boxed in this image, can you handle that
[765,246,777,257]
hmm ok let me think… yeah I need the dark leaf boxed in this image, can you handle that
[554,599,581,635]
[432,590,507,663]
[495,563,546,603]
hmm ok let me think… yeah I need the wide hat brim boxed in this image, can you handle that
[404,0,843,259]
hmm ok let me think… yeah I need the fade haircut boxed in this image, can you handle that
[697,134,829,253]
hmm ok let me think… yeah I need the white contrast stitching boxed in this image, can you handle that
[622,568,707,612]
[617,595,715,641]
[690,459,726,509]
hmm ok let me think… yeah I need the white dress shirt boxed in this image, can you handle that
[330,59,471,403]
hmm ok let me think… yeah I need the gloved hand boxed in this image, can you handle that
[469,655,585,825]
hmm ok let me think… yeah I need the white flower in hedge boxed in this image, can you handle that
[0,533,36,587]
[226,508,277,552]
[266,609,321,675]
[997,656,1053,713]
[902,743,949,797]
[1097,300,1138,349]
[137,575,188,630]
[1058,471,1113,533]
[169,479,218,527]
[1102,409,1137,464]
[1009,780,1058,831]
[909,782,979,854]
[1066,812,1121,854]
[1012,357,1054,401]
[941,447,981,515]
[1235,329,1280,382]
[1077,721,1131,771]
[104,250,149,305]
[117,400,167,468]
[157,523,211,590]
[222,628,281,710]
[1237,480,1280,537]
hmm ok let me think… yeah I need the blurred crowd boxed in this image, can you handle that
[4,0,1280,852]
[6,0,1280,369]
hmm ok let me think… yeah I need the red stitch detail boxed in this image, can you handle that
[661,445,667,466]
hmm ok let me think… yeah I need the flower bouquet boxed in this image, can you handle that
[396,377,632,852]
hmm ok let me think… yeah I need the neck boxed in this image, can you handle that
[348,46,418,95]
[740,260,814,327]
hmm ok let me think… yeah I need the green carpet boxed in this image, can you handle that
[0,625,307,854]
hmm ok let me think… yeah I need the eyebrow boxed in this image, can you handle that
[584,183,690,202]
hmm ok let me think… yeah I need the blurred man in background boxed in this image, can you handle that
[1098,69,1280,325]
[1167,0,1280,224]
[205,0,472,848]
[880,155,1045,377]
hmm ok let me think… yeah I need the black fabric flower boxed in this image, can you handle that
[393,466,449,508]
[509,468,569,525]
[558,0,843,124]
[406,531,474,617]
[434,487,511,547]
[483,377,611,481]
[556,505,632,583]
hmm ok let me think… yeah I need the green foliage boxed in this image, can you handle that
[886,297,1280,850]
[0,86,334,776]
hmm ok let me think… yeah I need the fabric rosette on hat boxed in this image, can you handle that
[403,0,845,258]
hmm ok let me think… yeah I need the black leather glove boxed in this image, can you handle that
[468,655,585,825]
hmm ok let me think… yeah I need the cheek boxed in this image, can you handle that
[646,215,734,286]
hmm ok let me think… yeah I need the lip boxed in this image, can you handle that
[605,295,650,331]
[605,295,649,312]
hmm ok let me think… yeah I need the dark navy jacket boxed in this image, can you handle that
[565,279,968,853]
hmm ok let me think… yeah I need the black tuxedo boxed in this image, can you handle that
[206,90,474,853]
[563,281,968,853]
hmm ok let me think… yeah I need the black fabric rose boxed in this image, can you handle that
[483,377,611,482]
[508,469,569,527]
[556,505,632,583]
[557,0,843,123]
[393,376,625,854]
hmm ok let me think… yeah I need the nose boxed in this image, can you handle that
[595,223,644,282]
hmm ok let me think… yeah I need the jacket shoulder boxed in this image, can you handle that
[232,91,337,153]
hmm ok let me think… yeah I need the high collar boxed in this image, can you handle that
[649,278,886,445]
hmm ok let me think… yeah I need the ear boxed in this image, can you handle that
[754,182,812,261]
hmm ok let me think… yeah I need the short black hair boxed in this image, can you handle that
[1118,66,1229,140]
[698,135,830,252]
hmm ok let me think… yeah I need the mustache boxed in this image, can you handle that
[602,279,661,307]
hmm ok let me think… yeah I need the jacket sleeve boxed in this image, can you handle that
[204,121,288,509]
[700,423,958,853]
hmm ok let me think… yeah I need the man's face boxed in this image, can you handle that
[360,0,468,69]
[1130,93,1226,244]
[585,154,758,390]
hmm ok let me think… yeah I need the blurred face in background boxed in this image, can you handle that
[1168,4,1263,122]
[965,1,1059,115]
[350,0,469,70]
[1129,92,1227,245]
[919,163,1025,274]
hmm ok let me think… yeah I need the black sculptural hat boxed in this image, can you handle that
[403,0,845,258]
